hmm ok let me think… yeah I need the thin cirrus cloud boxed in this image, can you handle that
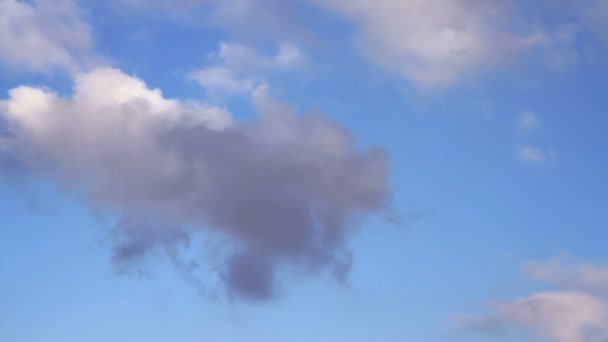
[0,0,94,73]
[0,68,391,301]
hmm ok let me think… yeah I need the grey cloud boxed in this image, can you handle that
[0,68,391,301]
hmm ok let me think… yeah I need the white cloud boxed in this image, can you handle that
[515,112,556,164]
[462,292,608,342]
[191,41,305,98]
[459,257,608,342]
[317,0,544,88]
[274,43,305,69]
[526,258,608,295]
[191,66,255,96]
[1,67,231,193]
[499,292,608,342]
[0,0,93,73]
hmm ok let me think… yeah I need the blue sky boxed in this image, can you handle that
[1,1,608,341]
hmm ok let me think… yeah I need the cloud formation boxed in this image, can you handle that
[120,0,313,42]
[514,112,556,164]
[0,0,92,72]
[462,292,608,342]
[191,41,305,98]
[0,68,390,300]
[526,258,608,295]
[317,0,545,88]
[459,258,608,342]
[519,112,541,133]
[517,145,555,163]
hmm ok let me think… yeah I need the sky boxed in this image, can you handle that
[1,0,608,341]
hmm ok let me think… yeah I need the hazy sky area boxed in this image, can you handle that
[1,0,608,341]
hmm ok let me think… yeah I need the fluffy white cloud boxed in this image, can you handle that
[317,0,544,88]
[2,67,230,155]
[0,0,92,72]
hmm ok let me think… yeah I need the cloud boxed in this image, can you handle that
[0,68,391,301]
[458,257,608,342]
[517,145,555,163]
[191,41,306,98]
[551,0,608,45]
[119,0,314,43]
[584,0,608,43]
[0,0,93,73]
[519,112,541,132]
[317,0,545,88]
[525,258,608,295]
[209,0,305,37]
[121,0,212,10]
[462,292,608,342]
[514,112,557,165]
[190,66,255,97]
[499,292,608,342]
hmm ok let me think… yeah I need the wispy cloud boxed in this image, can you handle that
[517,145,555,163]
[525,257,608,295]
[514,112,556,164]
[519,111,541,133]
[190,41,306,98]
